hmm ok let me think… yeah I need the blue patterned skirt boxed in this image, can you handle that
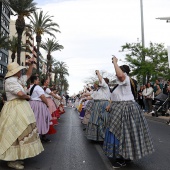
[103,128,119,158]
[86,100,109,141]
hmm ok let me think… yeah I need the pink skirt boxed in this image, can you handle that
[46,98,57,114]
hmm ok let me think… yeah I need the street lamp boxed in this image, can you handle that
[140,0,145,47]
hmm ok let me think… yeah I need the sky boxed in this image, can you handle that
[33,0,170,95]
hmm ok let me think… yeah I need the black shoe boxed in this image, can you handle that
[116,157,132,164]
[41,138,51,143]
[118,161,126,166]
[83,128,86,131]
[112,161,126,168]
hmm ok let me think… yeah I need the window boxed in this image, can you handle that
[0,52,8,63]
[0,79,3,90]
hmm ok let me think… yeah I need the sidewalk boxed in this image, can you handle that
[144,112,169,123]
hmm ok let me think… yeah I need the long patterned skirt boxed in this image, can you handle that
[103,101,154,160]
[29,100,51,135]
[0,99,44,161]
[86,100,109,141]
[46,98,56,114]
[82,100,94,125]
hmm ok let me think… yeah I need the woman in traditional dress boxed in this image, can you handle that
[81,86,96,130]
[103,56,154,168]
[41,78,61,131]
[0,62,44,170]
[29,75,52,142]
[52,89,62,119]
[85,70,111,141]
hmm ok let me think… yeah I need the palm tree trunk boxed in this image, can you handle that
[16,17,25,65]
[17,33,22,65]
[11,53,16,62]
[54,73,57,84]
[36,35,41,75]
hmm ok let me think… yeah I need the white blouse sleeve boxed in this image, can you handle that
[6,81,23,95]
[99,78,108,88]
[45,88,51,94]
[36,86,45,97]
[116,74,128,86]
[18,75,27,86]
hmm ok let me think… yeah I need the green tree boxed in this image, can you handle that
[53,61,69,92]
[28,10,60,74]
[8,36,18,62]
[121,42,169,84]
[8,36,29,62]
[0,33,8,49]
[40,38,64,75]
[7,0,37,65]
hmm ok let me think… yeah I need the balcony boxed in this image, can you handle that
[26,46,32,54]
[26,39,33,47]
[25,30,33,39]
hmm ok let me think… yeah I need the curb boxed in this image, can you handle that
[144,114,169,124]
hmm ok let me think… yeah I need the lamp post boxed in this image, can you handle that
[140,0,145,47]
[140,0,147,84]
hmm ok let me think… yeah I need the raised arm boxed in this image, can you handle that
[95,70,103,83]
[50,92,62,100]
[26,58,35,80]
[112,56,125,82]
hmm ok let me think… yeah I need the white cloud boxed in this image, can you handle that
[34,0,170,95]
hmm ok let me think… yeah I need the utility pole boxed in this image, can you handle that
[140,0,145,48]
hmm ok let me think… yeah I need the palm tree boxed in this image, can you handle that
[53,61,69,91]
[8,36,28,62]
[28,10,60,74]
[0,33,9,49]
[40,38,64,75]
[7,0,37,65]
[8,36,17,62]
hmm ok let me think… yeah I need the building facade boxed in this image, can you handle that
[0,1,10,90]
[9,20,36,66]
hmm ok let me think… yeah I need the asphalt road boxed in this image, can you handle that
[0,107,170,170]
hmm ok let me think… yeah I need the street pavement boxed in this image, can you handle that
[0,107,170,170]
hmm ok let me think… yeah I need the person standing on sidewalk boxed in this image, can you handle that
[103,56,154,168]
[142,82,154,114]
[0,61,44,169]
[65,94,70,106]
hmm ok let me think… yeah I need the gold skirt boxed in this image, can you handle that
[0,99,44,161]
